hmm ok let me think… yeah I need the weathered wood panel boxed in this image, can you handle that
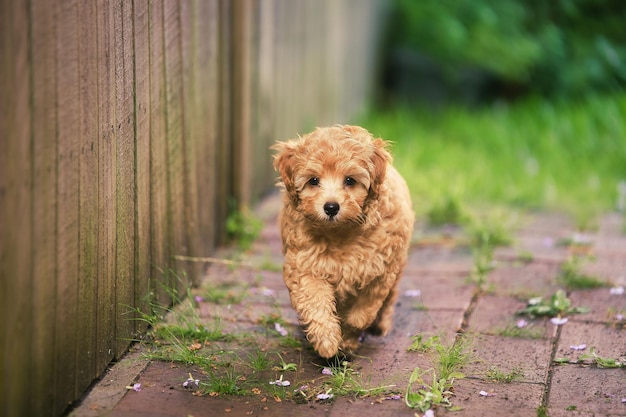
[95,0,118,376]
[113,0,137,357]
[148,0,172,307]
[163,0,188,295]
[134,0,152,332]
[0,0,32,416]
[30,0,58,413]
[54,0,81,411]
[76,0,99,397]
[0,1,384,415]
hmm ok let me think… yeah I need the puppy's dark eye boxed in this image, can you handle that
[307,177,320,186]
[344,177,357,186]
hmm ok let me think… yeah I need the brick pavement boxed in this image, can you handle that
[70,195,626,417]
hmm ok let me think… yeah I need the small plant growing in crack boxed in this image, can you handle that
[405,368,460,412]
[321,359,396,398]
[485,366,524,383]
[572,348,625,368]
[558,256,610,290]
[516,289,589,319]
[405,335,471,412]
[273,353,298,372]
[407,334,441,353]
[554,349,625,368]
[465,211,513,289]
[495,322,544,339]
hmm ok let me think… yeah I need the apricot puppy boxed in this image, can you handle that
[272,125,414,358]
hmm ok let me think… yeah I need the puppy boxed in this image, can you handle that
[272,125,414,358]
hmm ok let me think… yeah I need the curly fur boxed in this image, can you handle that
[272,125,414,358]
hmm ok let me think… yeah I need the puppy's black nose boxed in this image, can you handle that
[323,202,340,217]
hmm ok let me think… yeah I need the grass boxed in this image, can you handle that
[558,256,610,290]
[495,323,544,339]
[405,334,471,412]
[362,94,626,223]
[485,366,524,383]
[516,289,589,318]
[226,204,263,251]
[555,347,625,368]
[321,359,397,399]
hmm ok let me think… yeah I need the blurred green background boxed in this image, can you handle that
[380,0,626,104]
[366,0,626,228]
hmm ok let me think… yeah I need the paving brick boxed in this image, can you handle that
[447,378,544,417]
[462,334,552,384]
[485,262,564,299]
[399,272,475,311]
[548,367,626,416]
[555,321,626,361]
[468,293,552,337]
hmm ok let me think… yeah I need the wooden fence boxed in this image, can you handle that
[0,0,383,415]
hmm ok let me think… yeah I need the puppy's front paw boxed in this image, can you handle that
[308,325,342,358]
[315,339,340,359]
[339,336,361,356]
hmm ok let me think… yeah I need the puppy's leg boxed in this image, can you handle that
[286,275,342,358]
[343,275,398,335]
[367,286,398,336]
[338,325,363,355]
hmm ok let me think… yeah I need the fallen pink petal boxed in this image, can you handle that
[194,295,204,303]
[516,319,528,328]
[423,410,435,417]
[260,288,276,297]
[609,286,624,295]
[569,344,587,351]
[479,390,496,397]
[316,392,333,400]
[125,383,141,392]
[274,322,288,336]
[321,367,332,376]
[182,374,200,389]
[269,379,290,387]
[550,317,568,325]
[404,289,422,297]
[572,233,590,244]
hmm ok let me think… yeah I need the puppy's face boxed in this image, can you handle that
[272,125,390,229]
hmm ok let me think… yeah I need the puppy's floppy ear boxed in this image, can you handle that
[368,138,392,199]
[271,140,299,200]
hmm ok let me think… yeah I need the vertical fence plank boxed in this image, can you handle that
[179,0,203,282]
[113,0,137,356]
[76,0,99,394]
[215,0,233,242]
[96,0,117,371]
[0,1,33,416]
[232,0,252,208]
[54,0,81,412]
[148,0,171,305]
[163,0,189,291]
[133,0,152,330]
[254,0,276,193]
[30,0,58,414]
[193,0,220,256]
